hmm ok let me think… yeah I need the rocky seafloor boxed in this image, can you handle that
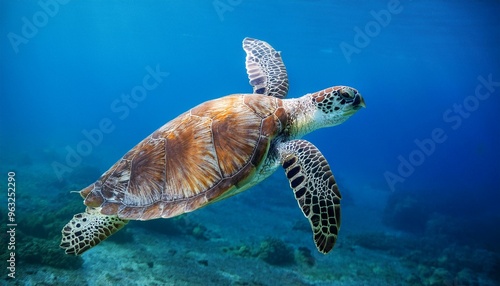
[1,153,499,285]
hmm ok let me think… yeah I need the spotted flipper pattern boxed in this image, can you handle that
[60,208,128,255]
[277,139,341,254]
[242,37,289,98]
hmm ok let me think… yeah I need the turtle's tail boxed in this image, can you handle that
[60,208,128,255]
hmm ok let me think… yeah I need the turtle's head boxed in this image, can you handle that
[310,86,365,127]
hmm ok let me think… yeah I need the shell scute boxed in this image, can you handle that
[117,205,145,219]
[212,104,261,177]
[243,94,278,118]
[82,184,103,207]
[100,202,119,215]
[162,113,221,200]
[138,203,163,220]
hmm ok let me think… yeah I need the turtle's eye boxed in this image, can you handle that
[340,88,355,99]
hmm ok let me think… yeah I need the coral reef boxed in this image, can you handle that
[345,231,500,285]
[223,244,253,258]
[256,237,295,266]
[223,237,297,266]
[17,235,83,269]
[294,246,315,267]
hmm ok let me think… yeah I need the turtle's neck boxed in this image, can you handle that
[282,95,320,139]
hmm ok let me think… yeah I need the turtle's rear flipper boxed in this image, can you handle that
[278,139,341,254]
[60,208,128,255]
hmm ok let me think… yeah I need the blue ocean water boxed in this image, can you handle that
[1,0,499,284]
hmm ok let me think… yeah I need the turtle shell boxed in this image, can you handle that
[80,94,288,220]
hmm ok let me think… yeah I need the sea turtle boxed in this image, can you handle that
[60,37,365,256]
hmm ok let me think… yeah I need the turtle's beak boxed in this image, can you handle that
[354,93,366,109]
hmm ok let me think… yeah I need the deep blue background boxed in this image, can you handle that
[1,0,499,232]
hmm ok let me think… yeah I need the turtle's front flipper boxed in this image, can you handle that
[60,208,128,255]
[277,139,341,254]
[242,37,289,98]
